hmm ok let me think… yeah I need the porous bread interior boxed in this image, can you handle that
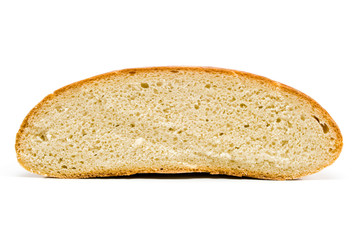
[16,68,342,179]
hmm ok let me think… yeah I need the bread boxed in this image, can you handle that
[15,67,343,180]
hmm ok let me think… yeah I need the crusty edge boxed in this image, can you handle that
[15,66,343,180]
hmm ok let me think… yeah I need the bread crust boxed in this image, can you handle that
[15,66,343,180]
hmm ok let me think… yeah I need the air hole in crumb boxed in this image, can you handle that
[61,165,68,169]
[168,127,174,131]
[244,124,250,128]
[205,84,211,88]
[322,124,329,133]
[55,106,64,112]
[230,97,236,102]
[276,118,281,123]
[141,83,149,88]
[130,123,135,127]
[219,133,224,136]
[194,105,199,109]
[301,115,306,121]
[240,103,247,108]
[156,82,163,87]
[259,106,263,109]
[206,119,209,122]
[312,115,329,134]
[80,161,84,164]
[160,168,164,170]
[170,70,179,73]
[39,134,47,141]
[129,71,136,75]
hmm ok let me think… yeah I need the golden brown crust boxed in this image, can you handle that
[15,66,343,180]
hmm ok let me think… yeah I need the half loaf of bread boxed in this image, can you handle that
[16,67,343,179]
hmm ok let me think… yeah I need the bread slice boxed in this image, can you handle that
[15,67,343,180]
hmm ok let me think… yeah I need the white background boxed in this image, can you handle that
[1,0,359,239]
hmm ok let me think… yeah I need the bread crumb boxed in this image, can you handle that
[134,137,145,147]
[220,153,232,159]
